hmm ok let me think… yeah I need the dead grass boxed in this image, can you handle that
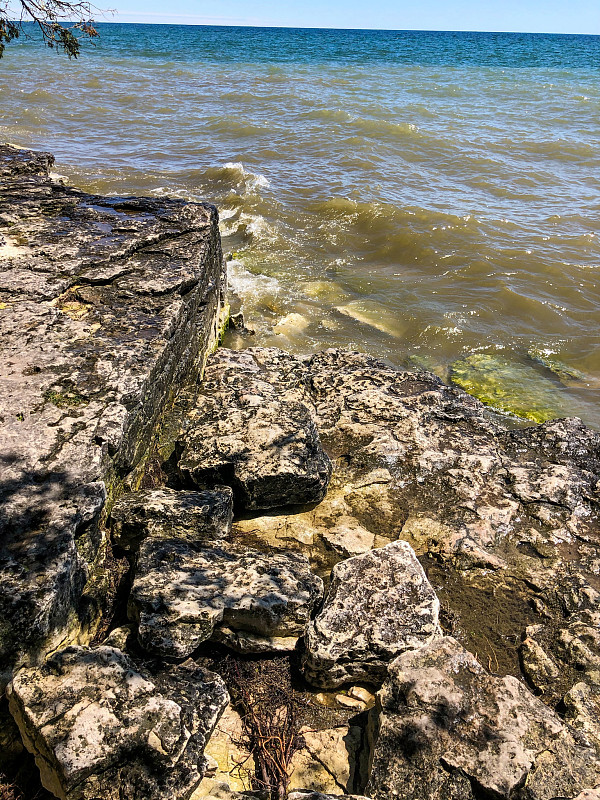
[0,778,22,800]
[219,655,308,800]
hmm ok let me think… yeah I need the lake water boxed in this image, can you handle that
[2,24,599,425]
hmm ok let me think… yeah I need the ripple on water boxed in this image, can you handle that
[3,26,600,426]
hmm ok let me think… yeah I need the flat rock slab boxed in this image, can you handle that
[0,145,225,685]
[367,636,600,800]
[175,348,332,509]
[303,540,440,688]
[110,487,234,551]
[7,645,229,800]
[130,539,324,658]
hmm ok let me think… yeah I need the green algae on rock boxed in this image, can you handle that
[450,352,567,423]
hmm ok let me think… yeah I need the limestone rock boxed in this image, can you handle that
[7,645,228,800]
[130,539,323,658]
[211,626,302,655]
[191,786,265,800]
[564,682,600,755]
[520,608,600,704]
[203,348,600,690]
[0,145,226,686]
[303,541,440,688]
[367,637,600,800]
[0,145,54,177]
[174,348,332,509]
[289,725,363,795]
[110,487,233,551]
[198,704,254,793]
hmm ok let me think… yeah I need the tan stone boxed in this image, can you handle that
[335,695,366,711]
[288,725,362,795]
[348,687,375,709]
[197,705,254,794]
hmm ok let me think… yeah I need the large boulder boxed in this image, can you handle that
[130,539,323,658]
[367,637,600,800]
[173,348,332,509]
[0,145,226,687]
[302,541,440,688]
[110,487,234,551]
[7,645,229,800]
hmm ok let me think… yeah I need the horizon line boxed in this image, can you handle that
[60,19,600,37]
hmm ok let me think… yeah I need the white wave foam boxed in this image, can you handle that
[228,259,281,301]
[224,161,270,191]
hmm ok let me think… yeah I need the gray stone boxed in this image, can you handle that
[367,636,600,800]
[0,145,54,177]
[175,348,332,509]
[520,608,600,705]
[129,540,323,658]
[303,540,440,688]
[110,487,233,551]
[0,145,226,687]
[7,645,229,800]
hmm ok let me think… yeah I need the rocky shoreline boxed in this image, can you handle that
[2,146,600,800]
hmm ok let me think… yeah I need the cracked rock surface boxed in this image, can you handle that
[110,487,234,552]
[302,540,440,688]
[367,636,600,800]
[199,348,600,694]
[130,539,324,658]
[173,348,332,509]
[7,645,229,800]
[0,145,225,686]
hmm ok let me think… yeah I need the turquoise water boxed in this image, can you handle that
[2,25,600,424]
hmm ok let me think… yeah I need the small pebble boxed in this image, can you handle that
[335,694,366,711]
[348,686,376,708]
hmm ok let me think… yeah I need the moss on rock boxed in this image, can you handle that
[450,353,567,423]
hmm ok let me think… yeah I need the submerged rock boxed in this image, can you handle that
[528,346,591,386]
[174,348,332,509]
[7,645,228,800]
[0,145,226,686]
[303,541,440,688]
[450,352,567,422]
[110,487,234,551]
[130,539,323,658]
[367,636,600,800]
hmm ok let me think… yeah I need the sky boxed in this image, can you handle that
[108,0,600,35]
